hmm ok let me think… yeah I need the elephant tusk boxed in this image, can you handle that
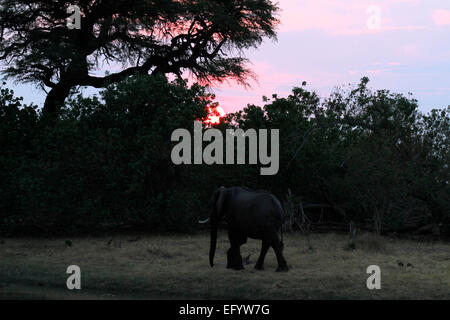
[198,218,210,224]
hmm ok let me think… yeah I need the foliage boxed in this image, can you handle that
[0,76,448,235]
[1,75,212,234]
[0,0,279,116]
[227,77,449,234]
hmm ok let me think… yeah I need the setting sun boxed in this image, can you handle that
[204,106,226,125]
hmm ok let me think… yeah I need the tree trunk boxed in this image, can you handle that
[43,83,72,118]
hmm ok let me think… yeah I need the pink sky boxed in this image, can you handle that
[6,0,450,114]
[212,0,450,114]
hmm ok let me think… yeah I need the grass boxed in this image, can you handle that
[0,232,449,299]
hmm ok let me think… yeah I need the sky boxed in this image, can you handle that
[4,0,450,114]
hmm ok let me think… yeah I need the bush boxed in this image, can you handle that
[1,77,448,235]
[0,76,213,234]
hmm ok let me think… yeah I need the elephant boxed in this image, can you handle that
[203,186,289,272]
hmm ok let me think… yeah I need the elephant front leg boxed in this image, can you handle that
[227,246,244,270]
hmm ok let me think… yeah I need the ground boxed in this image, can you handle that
[0,232,449,299]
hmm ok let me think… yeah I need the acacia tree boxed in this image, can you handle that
[0,0,278,117]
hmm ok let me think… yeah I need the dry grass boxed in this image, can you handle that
[0,232,449,299]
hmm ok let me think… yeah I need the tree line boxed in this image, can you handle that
[0,75,448,236]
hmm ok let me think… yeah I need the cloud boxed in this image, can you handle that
[399,44,422,58]
[277,0,427,35]
[278,0,368,35]
[366,69,387,75]
[433,9,450,25]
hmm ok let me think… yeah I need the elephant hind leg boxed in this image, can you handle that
[270,235,289,272]
[255,240,270,270]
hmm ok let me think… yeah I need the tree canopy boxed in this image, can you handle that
[0,0,279,116]
[1,76,448,236]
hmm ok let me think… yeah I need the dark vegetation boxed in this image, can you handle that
[0,75,449,237]
[0,0,278,117]
[0,1,448,238]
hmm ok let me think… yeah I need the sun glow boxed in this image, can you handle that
[204,106,226,125]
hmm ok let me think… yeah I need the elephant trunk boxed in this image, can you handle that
[209,212,218,267]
